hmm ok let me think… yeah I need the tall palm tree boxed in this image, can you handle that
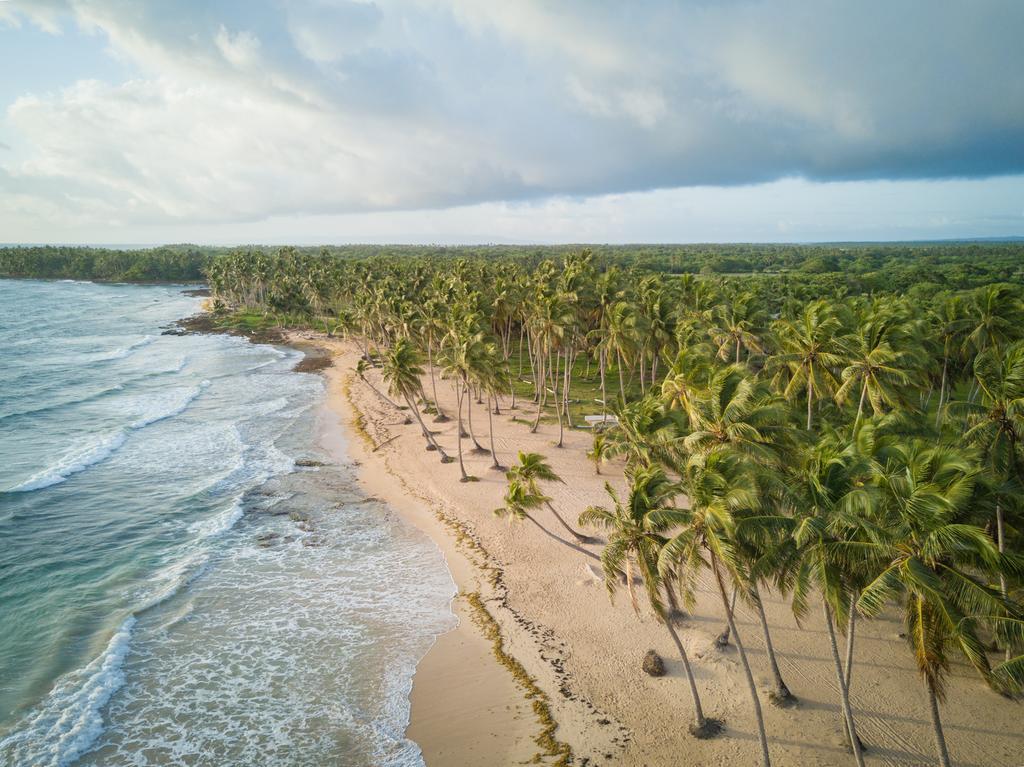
[947,341,1024,659]
[709,295,765,364]
[356,358,405,412]
[835,317,914,429]
[580,465,722,738]
[858,442,1020,767]
[658,451,773,767]
[784,438,873,766]
[770,300,845,430]
[964,284,1024,358]
[381,338,453,463]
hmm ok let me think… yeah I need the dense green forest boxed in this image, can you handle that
[2,242,1024,291]
[202,244,1024,767]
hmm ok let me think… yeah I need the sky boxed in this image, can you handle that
[0,0,1022,245]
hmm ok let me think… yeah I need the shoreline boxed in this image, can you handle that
[312,339,544,766]
[287,330,1024,767]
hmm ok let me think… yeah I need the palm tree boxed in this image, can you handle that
[964,284,1023,358]
[658,451,773,767]
[928,294,969,426]
[605,301,636,405]
[356,358,406,412]
[580,465,722,738]
[659,345,713,425]
[835,317,914,429]
[604,396,679,471]
[508,452,594,543]
[770,300,845,430]
[784,438,873,765]
[495,478,600,562]
[381,338,453,463]
[947,341,1024,659]
[476,341,508,471]
[709,295,764,364]
[858,442,1020,767]
[587,432,608,475]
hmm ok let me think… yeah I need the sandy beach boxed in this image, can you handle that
[297,333,1024,767]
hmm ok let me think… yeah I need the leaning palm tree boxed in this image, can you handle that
[508,452,594,543]
[580,465,722,738]
[495,478,599,562]
[356,358,405,412]
[783,438,873,765]
[858,441,1021,767]
[658,450,773,767]
[381,338,453,463]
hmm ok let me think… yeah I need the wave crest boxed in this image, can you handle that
[0,617,135,767]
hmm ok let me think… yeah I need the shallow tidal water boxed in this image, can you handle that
[0,279,455,767]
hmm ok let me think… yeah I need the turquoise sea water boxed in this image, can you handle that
[0,280,455,766]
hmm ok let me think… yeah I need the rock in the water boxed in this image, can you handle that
[642,650,666,677]
[295,459,326,467]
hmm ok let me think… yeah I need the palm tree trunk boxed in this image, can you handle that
[711,558,771,767]
[806,369,815,431]
[531,346,545,433]
[752,584,796,706]
[854,380,867,430]
[844,592,857,688]
[427,340,448,422]
[518,325,526,378]
[544,500,592,543]
[599,347,608,418]
[556,350,566,448]
[935,356,948,427]
[736,338,742,364]
[843,592,862,750]
[925,679,953,767]
[523,513,600,561]
[403,392,451,462]
[716,587,738,647]
[617,349,626,404]
[486,394,504,470]
[996,502,1010,661]
[823,601,866,767]
[466,384,485,451]
[564,347,575,429]
[456,381,469,481]
[664,620,719,738]
[361,374,404,411]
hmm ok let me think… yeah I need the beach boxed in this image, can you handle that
[300,332,1024,767]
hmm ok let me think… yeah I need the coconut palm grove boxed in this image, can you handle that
[186,242,1024,767]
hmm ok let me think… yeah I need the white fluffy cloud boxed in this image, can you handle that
[1,0,1022,235]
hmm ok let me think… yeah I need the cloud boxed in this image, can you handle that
[1,0,1023,231]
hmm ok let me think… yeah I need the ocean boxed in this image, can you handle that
[0,279,456,766]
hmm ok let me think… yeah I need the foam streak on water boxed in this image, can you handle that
[0,280,455,767]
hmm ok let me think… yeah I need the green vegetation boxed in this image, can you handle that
[0,245,216,282]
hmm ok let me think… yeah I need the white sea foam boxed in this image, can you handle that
[129,381,209,429]
[187,494,245,538]
[7,431,128,492]
[0,617,135,767]
[90,335,155,362]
